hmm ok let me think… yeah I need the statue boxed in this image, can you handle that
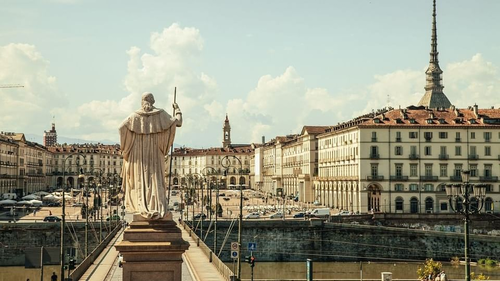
[119,92,182,220]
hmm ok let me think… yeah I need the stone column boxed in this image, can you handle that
[115,213,189,281]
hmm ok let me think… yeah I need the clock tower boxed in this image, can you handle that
[222,113,231,148]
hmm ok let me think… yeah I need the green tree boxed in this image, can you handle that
[417,258,442,280]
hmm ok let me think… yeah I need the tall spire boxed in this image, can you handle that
[417,0,451,108]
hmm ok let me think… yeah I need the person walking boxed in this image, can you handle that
[51,272,57,281]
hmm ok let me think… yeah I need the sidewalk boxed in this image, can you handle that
[177,218,228,281]
[78,211,226,281]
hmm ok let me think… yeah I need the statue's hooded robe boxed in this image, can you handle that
[119,107,178,219]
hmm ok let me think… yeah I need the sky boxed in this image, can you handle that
[1,0,500,148]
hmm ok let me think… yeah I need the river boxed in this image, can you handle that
[227,261,500,280]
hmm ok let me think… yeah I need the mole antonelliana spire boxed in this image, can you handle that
[417,0,452,108]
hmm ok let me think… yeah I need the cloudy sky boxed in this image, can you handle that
[1,0,499,147]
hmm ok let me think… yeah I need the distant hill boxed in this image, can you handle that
[25,134,118,146]
[24,133,180,148]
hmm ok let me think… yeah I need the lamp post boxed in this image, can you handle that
[202,167,218,251]
[445,170,487,281]
[88,168,103,243]
[221,155,243,281]
[61,153,85,280]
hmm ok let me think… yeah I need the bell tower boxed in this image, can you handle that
[222,113,231,148]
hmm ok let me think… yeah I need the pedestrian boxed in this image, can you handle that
[434,273,440,281]
[51,272,57,281]
[440,271,447,281]
[49,211,52,215]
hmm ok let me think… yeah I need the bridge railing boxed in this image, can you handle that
[70,222,123,280]
[182,220,233,281]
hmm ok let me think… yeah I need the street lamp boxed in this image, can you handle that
[445,170,487,281]
[61,153,85,280]
[221,155,243,281]
[202,167,218,252]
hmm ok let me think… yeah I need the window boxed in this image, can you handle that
[440,164,447,177]
[371,132,377,142]
[424,146,432,156]
[425,164,433,176]
[410,164,418,177]
[370,146,379,157]
[484,132,492,142]
[371,164,378,177]
[470,164,477,177]
[395,184,404,191]
[485,146,491,156]
[424,184,434,192]
[470,146,477,156]
[440,146,447,158]
[396,131,402,142]
[424,132,433,141]
[454,164,462,177]
[395,197,404,211]
[395,146,403,156]
[395,164,403,177]
[455,146,461,156]
[440,202,448,211]
[409,132,418,139]
[410,146,417,156]
[439,132,448,139]
[409,184,418,191]
[484,164,492,177]
[471,132,475,139]
[455,132,461,142]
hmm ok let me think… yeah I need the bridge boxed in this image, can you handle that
[79,212,229,281]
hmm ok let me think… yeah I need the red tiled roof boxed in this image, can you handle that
[359,106,500,127]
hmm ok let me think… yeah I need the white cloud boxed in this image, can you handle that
[446,53,500,108]
[76,23,220,145]
[0,43,68,133]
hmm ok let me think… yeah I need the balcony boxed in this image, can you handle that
[455,138,461,142]
[408,154,419,160]
[390,175,409,181]
[420,176,438,181]
[371,138,377,142]
[0,174,17,179]
[480,176,498,182]
[468,154,479,160]
[395,137,402,142]
[369,153,380,159]
[367,175,384,181]
[449,176,462,182]
[438,154,449,160]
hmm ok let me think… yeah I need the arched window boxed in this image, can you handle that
[485,197,493,212]
[410,197,419,213]
[425,197,434,213]
[395,197,404,211]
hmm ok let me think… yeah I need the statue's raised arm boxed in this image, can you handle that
[119,92,182,220]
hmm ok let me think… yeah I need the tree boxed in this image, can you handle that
[417,258,442,280]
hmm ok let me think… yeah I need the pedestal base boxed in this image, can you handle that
[115,213,190,281]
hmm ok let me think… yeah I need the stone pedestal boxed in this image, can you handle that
[115,213,190,281]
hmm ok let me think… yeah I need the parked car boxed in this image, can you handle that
[46,202,61,207]
[244,212,260,219]
[337,210,351,216]
[270,212,284,219]
[313,200,321,206]
[72,203,83,207]
[293,212,305,218]
[194,213,207,219]
[218,193,226,197]
[106,214,121,221]
[43,216,61,222]
[306,208,330,218]
[222,197,230,201]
